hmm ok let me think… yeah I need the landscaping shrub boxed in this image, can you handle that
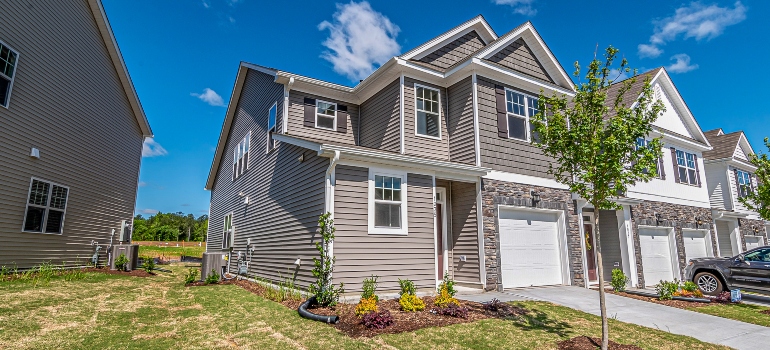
[355,297,379,316]
[682,281,698,293]
[114,254,129,272]
[184,268,199,285]
[0,265,10,281]
[610,268,629,292]
[712,291,733,303]
[673,289,704,298]
[399,293,425,312]
[141,257,156,274]
[398,278,416,296]
[259,276,302,303]
[437,273,457,297]
[361,310,394,329]
[308,213,344,306]
[204,269,220,284]
[361,275,379,302]
[655,280,680,300]
[63,268,86,282]
[434,286,460,308]
[432,305,469,318]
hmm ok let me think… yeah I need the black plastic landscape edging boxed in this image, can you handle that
[298,296,340,324]
[622,289,711,303]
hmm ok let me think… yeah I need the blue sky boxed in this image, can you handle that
[102,0,770,216]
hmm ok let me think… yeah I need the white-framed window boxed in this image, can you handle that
[414,85,441,139]
[737,169,752,198]
[232,132,250,180]
[676,150,698,185]
[636,138,663,178]
[368,168,408,235]
[222,213,233,249]
[0,41,19,108]
[505,88,539,142]
[315,100,337,130]
[22,178,69,234]
[267,102,277,152]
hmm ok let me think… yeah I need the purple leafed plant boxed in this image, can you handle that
[432,305,469,318]
[361,310,394,329]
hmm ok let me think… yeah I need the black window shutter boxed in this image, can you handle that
[670,148,680,183]
[693,153,701,187]
[658,157,666,180]
[303,97,316,127]
[337,104,348,133]
[734,168,741,198]
[495,85,508,138]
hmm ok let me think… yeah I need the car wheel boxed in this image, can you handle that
[694,272,724,296]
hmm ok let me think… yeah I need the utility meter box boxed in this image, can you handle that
[201,252,227,281]
[110,244,139,270]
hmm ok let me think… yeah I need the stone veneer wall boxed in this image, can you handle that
[738,218,769,251]
[630,201,714,287]
[481,179,583,291]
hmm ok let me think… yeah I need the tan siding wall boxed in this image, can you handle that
[403,77,449,160]
[359,78,401,152]
[209,70,326,289]
[477,76,555,177]
[450,181,480,284]
[333,165,436,292]
[416,30,485,70]
[447,76,476,165]
[286,90,358,145]
[486,38,554,84]
[0,0,143,268]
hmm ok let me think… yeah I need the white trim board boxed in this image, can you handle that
[484,171,569,190]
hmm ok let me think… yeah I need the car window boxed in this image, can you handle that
[744,248,770,262]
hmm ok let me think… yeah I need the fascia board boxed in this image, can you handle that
[650,129,712,152]
[473,59,575,96]
[272,134,323,154]
[401,16,497,60]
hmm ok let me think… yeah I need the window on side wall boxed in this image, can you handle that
[23,178,69,234]
[676,150,698,185]
[267,102,277,152]
[232,132,251,180]
[415,85,441,138]
[315,100,337,130]
[737,169,752,198]
[0,42,19,108]
[222,213,233,249]
[505,89,539,142]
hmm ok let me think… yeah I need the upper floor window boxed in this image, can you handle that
[415,85,441,139]
[267,103,277,152]
[0,42,19,108]
[676,150,698,185]
[232,132,250,180]
[315,100,337,130]
[636,138,663,178]
[222,213,233,250]
[505,89,539,142]
[737,169,752,198]
[23,178,69,234]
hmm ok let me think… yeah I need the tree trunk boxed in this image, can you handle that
[594,210,609,350]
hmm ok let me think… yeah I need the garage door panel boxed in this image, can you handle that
[639,228,676,286]
[746,236,765,251]
[499,209,563,288]
[682,230,709,262]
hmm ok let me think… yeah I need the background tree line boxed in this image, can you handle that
[132,212,208,242]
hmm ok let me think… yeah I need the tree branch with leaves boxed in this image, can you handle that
[740,137,770,221]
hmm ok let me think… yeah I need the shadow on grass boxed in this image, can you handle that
[509,308,573,338]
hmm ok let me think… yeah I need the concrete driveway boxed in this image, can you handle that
[457,286,770,350]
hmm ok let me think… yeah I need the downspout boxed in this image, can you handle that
[399,74,405,154]
[471,72,481,167]
[325,150,341,260]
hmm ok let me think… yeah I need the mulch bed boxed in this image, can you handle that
[558,336,642,350]
[611,291,710,310]
[759,309,770,315]
[84,268,153,278]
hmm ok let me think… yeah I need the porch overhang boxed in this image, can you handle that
[712,209,750,220]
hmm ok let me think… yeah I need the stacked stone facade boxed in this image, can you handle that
[630,200,714,287]
[738,218,769,251]
[480,178,583,291]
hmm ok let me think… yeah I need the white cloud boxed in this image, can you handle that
[142,138,168,158]
[638,1,746,58]
[191,88,225,107]
[202,0,210,8]
[139,209,159,215]
[493,0,537,16]
[138,181,147,187]
[667,53,699,73]
[318,1,400,81]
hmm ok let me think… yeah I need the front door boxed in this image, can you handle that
[436,188,448,282]
[583,214,598,283]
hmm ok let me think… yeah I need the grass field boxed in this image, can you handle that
[136,244,206,258]
[0,264,729,350]
[688,302,770,327]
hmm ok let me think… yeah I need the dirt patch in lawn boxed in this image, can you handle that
[84,268,153,278]
[558,336,642,350]
[611,291,710,310]
[759,309,770,315]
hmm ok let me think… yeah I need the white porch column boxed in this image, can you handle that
[617,206,639,287]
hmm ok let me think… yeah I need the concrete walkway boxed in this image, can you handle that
[457,286,770,350]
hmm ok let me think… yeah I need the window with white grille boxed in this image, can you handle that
[23,178,69,234]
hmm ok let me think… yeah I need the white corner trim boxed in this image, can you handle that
[432,175,439,287]
[282,77,294,134]
[484,171,569,190]
[472,72,481,167]
[476,178,486,289]
[399,74,405,154]
[367,167,409,235]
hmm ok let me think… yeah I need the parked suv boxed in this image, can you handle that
[684,246,770,296]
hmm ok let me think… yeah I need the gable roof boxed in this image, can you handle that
[703,129,756,162]
[87,0,152,137]
[400,15,497,61]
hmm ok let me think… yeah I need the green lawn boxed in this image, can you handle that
[0,265,728,350]
[137,244,206,258]
[688,302,770,327]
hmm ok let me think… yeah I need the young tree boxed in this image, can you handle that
[531,47,665,350]
[739,138,770,220]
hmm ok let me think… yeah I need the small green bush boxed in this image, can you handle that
[361,275,379,302]
[682,281,698,293]
[114,254,129,271]
[204,269,220,284]
[610,268,629,292]
[63,268,86,282]
[259,276,302,302]
[399,293,425,312]
[184,268,199,285]
[438,273,457,297]
[655,280,680,300]
[141,257,155,274]
[398,278,416,296]
[37,262,56,283]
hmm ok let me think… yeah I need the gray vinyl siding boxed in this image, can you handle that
[359,78,401,152]
[476,76,554,177]
[403,77,449,160]
[450,181,480,284]
[485,38,554,84]
[285,90,359,145]
[447,76,476,165]
[598,210,622,281]
[0,0,143,268]
[415,30,485,70]
[333,166,436,292]
[208,69,327,289]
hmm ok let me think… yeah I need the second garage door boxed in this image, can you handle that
[682,230,710,263]
[745,236,765,251]
[499,208,564,288]
[639,227,677,286]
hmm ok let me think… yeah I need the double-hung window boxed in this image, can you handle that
[676,150,698,185]
[737,169,752,198]
[415,85,441,138]
[0,41,18,108]
[505,89,539,141]
[232,132,250,179]
[23,178,69,234]
[369,170,408,235]
[315,100,336,130]
[636,138,662,178]
[222,213,233,249]
[267,102,277,152]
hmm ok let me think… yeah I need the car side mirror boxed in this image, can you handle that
[735,255,746,263]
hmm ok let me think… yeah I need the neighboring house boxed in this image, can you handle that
[584,68,715,288]
[703,129,768,256]
[0,0,152,269]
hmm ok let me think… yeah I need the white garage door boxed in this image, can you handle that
[499,209,563,288]
[682,230,709,263]
[745,236,765,251]
[639,227,676,286]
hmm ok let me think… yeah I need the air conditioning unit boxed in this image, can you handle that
[202,252,227,281]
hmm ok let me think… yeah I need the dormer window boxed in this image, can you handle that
[0,42,19,108]
[737,169,753,198]
[415,85,441,139]
[315,100,337,130]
